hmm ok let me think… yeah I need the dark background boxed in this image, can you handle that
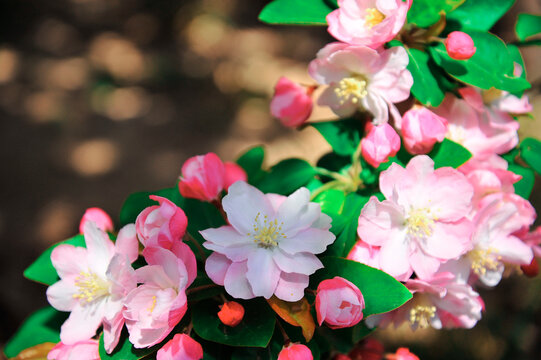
[0,0,540,359]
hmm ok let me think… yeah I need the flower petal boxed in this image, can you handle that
[224,261,255,299]
[278,228,335,255]
[274,272,309,302]
[273,250,323,275]
[246,249,281,299]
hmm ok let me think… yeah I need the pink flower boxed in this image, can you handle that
[520,226,541,258]
[136,195,188,249]
[179,153,247,202]
[401,106,448,154]
[361,122,401,167]
[79,207,113,234]
[357,155,473,281]
[316,277,365,329]
[123,243,197,348]
[347,240,381,269]
[386,348,419,360]
[201,181,335,301]
[270,77,314,127]
[48,340,99,360]
[309,43,412,124]
[156,333,203,360]
[445,31,476,60]
[278,343,313,360]
[218,301,245,327]
[46,222,138,353]
[327,0,411,49]
[490,64,532,114]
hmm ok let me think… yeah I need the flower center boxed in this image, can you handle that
[72,271,109,305]
[409,305,436,328]
[334,76,368,105]
[365,8,385,28]
[405,208,435,238]
[468,248,501,276]
[248,212,286,249]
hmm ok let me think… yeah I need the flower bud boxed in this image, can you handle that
[361,122,401,168]
[217,301,245,327]
[316,276,365,329]
[157,334,203,360]
[385,348,419,360]
[224,162,248,190]
[445,31,476,60]
[270,77,313,128]
[278,343,313,360]
[79,207,113,234]
[179,153,226,201]
[401,106,448,154]
[521,258,539,277]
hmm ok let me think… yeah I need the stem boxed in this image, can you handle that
[314,167,351,183]
[309,180,342,200]
[276,320,290,346]
[184,322,193,335]
[219,293,228,303]
[184,232,207,260]
[211,199,228,222]
[186,283,220,296]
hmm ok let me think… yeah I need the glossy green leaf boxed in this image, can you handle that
[404,46,446,106]
[313,189,346,215]
[311,119,365,156]
[429,139,472,169]
[312,257,413,316]
[516,14,541,41]
[446,0,515,31]
[429,31,530,93]
[4,307,66,358]
[407,0,465,28]
[237,146,267,185]
[509,163,535,199]
[98,330,158,360]
[259,0,333,25]
[520,137,541,174]
[24,234,86,286]
[192,298,276,347]
[182,197,226,257]
[258,159,316,195]
[119,186,182,226]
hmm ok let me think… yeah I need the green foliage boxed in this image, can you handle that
[188,270,224,302]
[313,189,347,214]
[258,159,316,195]
[520,138,541,174]
[315,323,374,354]
[259,0,333,25]
[516,14,541,41]
[4,307,66,358]
[429,139,472,168]
[237,146,266,184]
[446,0,515,31]
[192,298,276,347]
[312,257,413,316]
[404,46,446,107]
[24,234,86,286]
[311,119,365,156]
[429,31,530,93]
[407,0,465,28]
[508,163,535,199]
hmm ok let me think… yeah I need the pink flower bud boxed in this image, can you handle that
[270,77,313,128]
[79,207,113,234]
[135,195,188,249]
[401,106,448,154]
[157,334,203,360]
[316,276,365,329]
[223,162,248,190]
[179,153,226,201]
[385,348,419,360]
[278,343,313,360]
[217,301,245,327]
[445,31,476,60]
[361,122,401,168]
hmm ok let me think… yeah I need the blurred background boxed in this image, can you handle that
[0,0,540,359]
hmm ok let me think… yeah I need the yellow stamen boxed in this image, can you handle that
[147,295,157,313]
[72,271,109,305]
[409,305,437,328]
[249,212,285,249]
[365,8,385,28]
[334,76,368,105]
[406,208,435,238]
[468,248,501,276]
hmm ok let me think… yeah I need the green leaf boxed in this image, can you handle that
[429,139,472,168]
[259,0,333,25]
[313,189,346,215]
[407,0,465,28]
[516,14,541,41]
[509,163,535,199]
[188,270,223,302]
[182,197,226,257]
[520,138,541,174]
[119,186,182,226]
[98,330,157,360]
[237,146,267,185]
[192,298,276,347]
[311,119,364,156]
[315,323,374,354]
[446,0,515,32]
[258,159,316,195]
[312,257,413,317]
[4,307,66,358]
[24,234,86,286]
[404,46,446,107]
[429,31,530,93]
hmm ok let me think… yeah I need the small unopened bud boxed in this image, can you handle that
[218,301,245,327]
[270,77,314,128]
[521,258,539,277]
[445,31,476,60]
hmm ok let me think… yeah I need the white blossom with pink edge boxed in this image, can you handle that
[46,222,139,353]
[201,181,335,301]
[357,155,474,281]
[308,43,412,125]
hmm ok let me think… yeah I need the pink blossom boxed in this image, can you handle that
[201,181,335,301]
[136,195,188,249]
[326,0,411,49]
[357,155,473,281]
[445,31,476,60]
[123,243,197,348]
[361,122,401,168]
[401,106,448,154]
[46,222,138,353]
[386,348,419,360]
[308,43,412,124]
[278,343,313,360]
[156,333,203,360]
[79,207,113,234]
[270,77,313,127]
[347,240,380,269]
[47,340,99,360]
[520,226,541,258]
[224,162,248,189]
[316,277,365,329]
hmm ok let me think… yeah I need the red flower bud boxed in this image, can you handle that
[521,258,539,277]
[218,301,245,327]
[445,31,476,60]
